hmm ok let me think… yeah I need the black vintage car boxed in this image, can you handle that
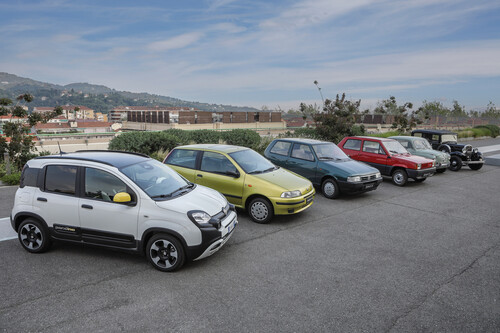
[411,129,484,171]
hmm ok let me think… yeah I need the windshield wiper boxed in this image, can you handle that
[150,183,194,199]
[389,150,400,154]
[318,157,334,160]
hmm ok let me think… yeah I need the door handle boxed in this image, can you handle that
[81,204,93,210]
[197,174,203,178]
[37,197,47,202]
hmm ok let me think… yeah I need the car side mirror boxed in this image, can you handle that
[225,170,240,178]
[113,192,135,205]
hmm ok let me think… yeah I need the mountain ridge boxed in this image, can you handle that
[0,72,258,113]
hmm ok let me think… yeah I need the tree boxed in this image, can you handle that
[415,100,450,119]
[481,101,500,119]
[0,94,62,169]
[311,93,365,143]
[450,100,467,117]
[374,96,418,132]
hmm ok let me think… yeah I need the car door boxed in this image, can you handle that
[266,140,292,168]
[195,151,244,206]
[164,149,200,182]
[33,164,81,241]
[286,143,317,181]
[340,138,362,159]
[357,140,388,175]
[78,167,140,248]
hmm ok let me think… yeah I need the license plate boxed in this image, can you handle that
[365,183,374,189]
[423,172,433,177]
[226,219,236,234]
[306,197,313,205]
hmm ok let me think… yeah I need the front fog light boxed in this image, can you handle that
[347,176,361,182]
[281,190,301,198]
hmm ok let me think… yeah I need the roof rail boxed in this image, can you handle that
[74,150,150,158]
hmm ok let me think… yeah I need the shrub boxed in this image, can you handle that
[253,136,274,155]
[109,131,179,155]
[367,131,403,138]
[475,124,499,138]
[0,162,5,178]
[150,148,170,162]
[162,129,192,144]
[189,129,221,144]
[1,172,21,185]
[221,129,261,149]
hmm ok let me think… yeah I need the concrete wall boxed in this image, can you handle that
[121,121,286,131]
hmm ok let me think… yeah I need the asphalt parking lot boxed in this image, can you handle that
[1,144,499,332]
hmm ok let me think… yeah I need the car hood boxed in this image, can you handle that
[319,159,378,175]
[393,154,434,163]
[413,149,449,161]
[253,167,312,191]
[154,185,227,216]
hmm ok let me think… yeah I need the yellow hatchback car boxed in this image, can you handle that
[164,144,315,224]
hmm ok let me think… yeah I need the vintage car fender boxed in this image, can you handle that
[437,144,451,153]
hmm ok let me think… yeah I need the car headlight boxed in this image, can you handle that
[281,190,301,198]
[375,172,381,178]
[416,163,422,170]
[188,211,211,224]
[347,176,361,182]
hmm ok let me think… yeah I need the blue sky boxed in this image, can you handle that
[1,0,500,111]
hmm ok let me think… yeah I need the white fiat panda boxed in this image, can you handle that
[10,151,237,272]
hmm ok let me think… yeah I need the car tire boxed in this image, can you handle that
[18,219,51,253]
[436,168,446,173]
[449,156,462,171]
[391,169,408,186]
[146,234,185,272]
[321,178,340,199]
[248,197,273,224]
[469,163,483,171]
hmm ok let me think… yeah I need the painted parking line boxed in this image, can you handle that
[479,144,500,154]
[0,217,17,242]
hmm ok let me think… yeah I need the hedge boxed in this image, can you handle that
[108,129,263,157]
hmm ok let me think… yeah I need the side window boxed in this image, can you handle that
[45,165,77,195]
[20,167,39,188]
[362,141,384,155]
[165,149,198,169]
[85,168,128,202]
[343,139,361,151]
[201,151,238,175]
[270,141,291,156]
[399,141,409,148]
[432,134,440,141]
[291,144,315,161]
[413,132,422,137]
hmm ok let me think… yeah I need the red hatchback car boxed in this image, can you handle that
[338,136,436,186]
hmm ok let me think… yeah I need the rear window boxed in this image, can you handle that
[165,149,198,169]
[20,167,39,188]
[343,139,361,151]
[45,165,78,195]
[270,141,291,156]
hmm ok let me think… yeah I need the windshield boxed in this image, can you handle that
[441,134,457,143]
[413,138,432,150]
[384,140,409,155]
[229,149,277,174]
[312,143,349,160]
[121,159,191,199]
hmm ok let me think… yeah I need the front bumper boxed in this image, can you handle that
[193,210,238,261]
[271,188,315,215]
[338,177,383,194]
[407,167,436,179]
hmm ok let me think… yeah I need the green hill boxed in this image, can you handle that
[0,72,258,114]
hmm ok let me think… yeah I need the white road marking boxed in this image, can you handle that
[479,144,500,154]
[0,217,17,241]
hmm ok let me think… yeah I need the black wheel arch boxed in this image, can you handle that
[140,227,188,257]
[13,212,49,233]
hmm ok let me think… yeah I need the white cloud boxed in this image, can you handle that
[147,32,204,52]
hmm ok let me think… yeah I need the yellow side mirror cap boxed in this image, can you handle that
[113,192,132,203]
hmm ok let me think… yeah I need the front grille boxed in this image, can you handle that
[361,174,378,181]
